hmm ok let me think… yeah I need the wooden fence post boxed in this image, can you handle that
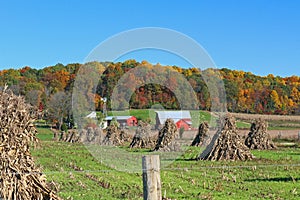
[142,155,162,200]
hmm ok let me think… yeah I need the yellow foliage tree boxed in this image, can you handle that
[270,90,282,109]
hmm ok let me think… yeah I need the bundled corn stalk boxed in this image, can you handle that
[199,116,253,161]
[245,119,276,149]
[57,127,106,145]
[119,129,132,143]
[0,86,60,200]
[51,128,60,141]
[79,127,104,144]
[102,124,131,146]
[59,129,80,143]
[154,119,179,151]
[129,121,155,148]
[191,122,209,146]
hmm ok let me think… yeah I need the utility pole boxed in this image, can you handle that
[101,97,107,117]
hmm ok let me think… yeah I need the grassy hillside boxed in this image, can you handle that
[108,109,216,127]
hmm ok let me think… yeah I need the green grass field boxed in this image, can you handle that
[32,135,300,199]
[36,127,54,141]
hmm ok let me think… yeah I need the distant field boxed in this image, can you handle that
[231,112,300,122]
[32,139,300,200]
[231,112,300,130]
[106,109,300,130]
[108,109,156,124]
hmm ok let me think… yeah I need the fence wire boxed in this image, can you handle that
[2,163,300,175]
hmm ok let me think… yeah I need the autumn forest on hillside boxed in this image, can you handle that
[0,60,299,117]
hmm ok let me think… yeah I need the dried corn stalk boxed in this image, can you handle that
[245,119,276,149]
[199,115,253,161]
[57,127,106,145]
[154,119,179,151]
[59,129,80,143]
[129,121,155,148]
[102,124,131,146]
[79,127,105,144]
[191,122,209,146]
[0,86,60,200]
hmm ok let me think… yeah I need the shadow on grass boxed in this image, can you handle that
[175,158,198,161]
[245,177,300,182]
[287,152,300,156]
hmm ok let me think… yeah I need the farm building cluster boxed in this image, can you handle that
[155,111,193,130]
[86,110,193,130]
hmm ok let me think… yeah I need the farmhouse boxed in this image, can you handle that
[105,116,137,128]
[155,111,192,130]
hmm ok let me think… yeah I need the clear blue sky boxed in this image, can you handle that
[0,0,299,77]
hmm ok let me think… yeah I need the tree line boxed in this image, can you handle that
[0,60,299,127]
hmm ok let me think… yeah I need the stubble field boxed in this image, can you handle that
[33,128,300,200]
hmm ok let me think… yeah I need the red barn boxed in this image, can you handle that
[176,119,192,131]
[105,116,137,128]
[155,111,192,130]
